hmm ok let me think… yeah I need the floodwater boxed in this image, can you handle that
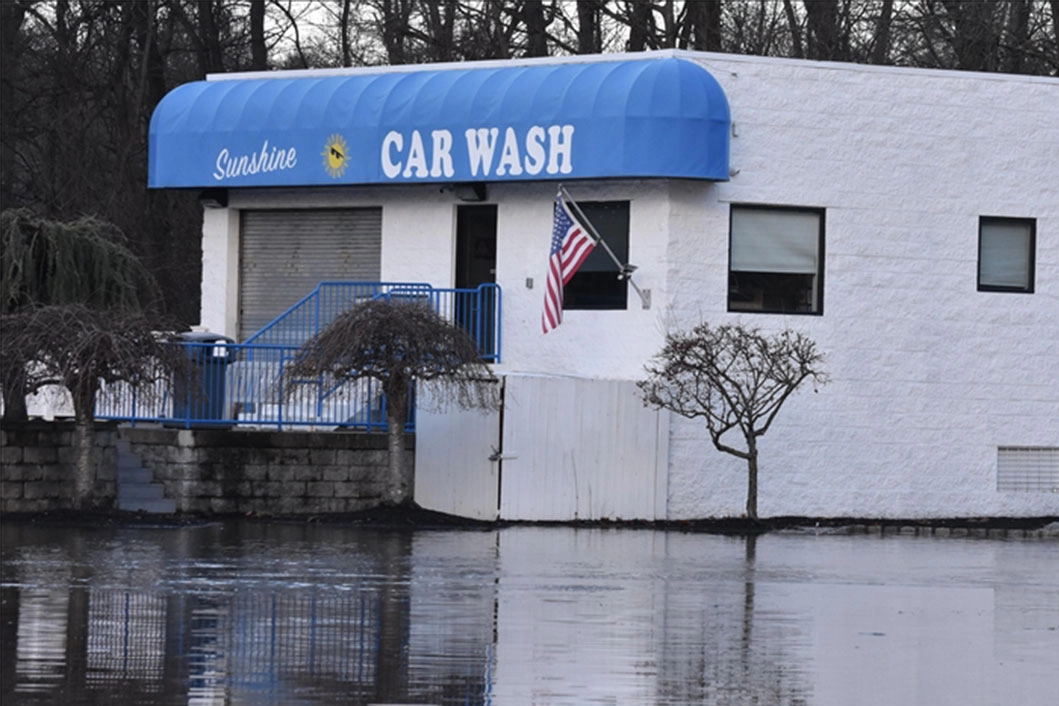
[1,522,1056,706]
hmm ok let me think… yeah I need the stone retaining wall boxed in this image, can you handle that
[1,423,409,515]
[1,421,119,512]
[121,426,408,514]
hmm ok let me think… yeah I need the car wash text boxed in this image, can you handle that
[381,125,574,179]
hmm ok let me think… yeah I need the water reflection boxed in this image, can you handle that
[1,522,1056,705]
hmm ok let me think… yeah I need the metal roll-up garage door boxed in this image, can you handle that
[239,208,382,341]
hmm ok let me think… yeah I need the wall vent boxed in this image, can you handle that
[997,447,1059,492]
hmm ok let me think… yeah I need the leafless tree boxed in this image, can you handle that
[639,322,827,520]
[284,297,498,507]
[0,304,184,509]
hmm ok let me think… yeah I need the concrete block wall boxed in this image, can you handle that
[661,55,1059,519]
[1,422,118,512]
[120,427,411,514]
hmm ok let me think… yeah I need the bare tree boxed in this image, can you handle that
[0,305,184,509]
[284,297,498,507]
[639,322,827,520]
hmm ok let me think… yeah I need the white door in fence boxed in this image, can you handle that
[498,374,669,521]
[414,383,502,520]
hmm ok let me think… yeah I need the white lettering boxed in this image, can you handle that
[381,131,403,178]
[213,149,230,180]
[377,124,574,181]
[465,128,499,177]
[547,125,574,175]
[430,130,454,178]
[213,141,298,181]
[403,130,429,178]
[496,127,523,177]
[524,126,546,175]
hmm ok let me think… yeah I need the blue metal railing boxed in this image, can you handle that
[96,341,402,431]
[244,281,434,348]
[244,281,501,364]
[95,282,501,430]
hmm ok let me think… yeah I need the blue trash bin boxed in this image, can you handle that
[171,332,235,425]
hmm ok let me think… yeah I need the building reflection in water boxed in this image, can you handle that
[1,524,499,706]
[2,523,1056,706]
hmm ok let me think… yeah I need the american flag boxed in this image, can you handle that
[542,193,596,333]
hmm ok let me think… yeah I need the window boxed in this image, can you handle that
[729,205,824,315]
[564,200,629,310]
[978,217,1035,293]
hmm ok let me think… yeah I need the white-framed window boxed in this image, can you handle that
[978,217,1035,293]
[728,205,824,315]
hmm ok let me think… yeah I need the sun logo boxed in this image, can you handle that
[322,134,349,178]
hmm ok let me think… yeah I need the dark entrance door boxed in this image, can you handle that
[455,205,498,358]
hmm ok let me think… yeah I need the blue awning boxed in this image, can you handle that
[149,57,730,188]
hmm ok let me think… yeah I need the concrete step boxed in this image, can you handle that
[119,483,166,501]
[117,456,148,471]
[115,438,174,514]
[118,496,176,513]
[118,467,153,484]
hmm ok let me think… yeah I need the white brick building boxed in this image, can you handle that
[152,50,1059,520]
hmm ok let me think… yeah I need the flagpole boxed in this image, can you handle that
[559,184,650,308]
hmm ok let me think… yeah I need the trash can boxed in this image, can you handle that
[170,331,235,425]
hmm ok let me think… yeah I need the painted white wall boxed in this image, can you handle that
[199,206,240,337]
[198,53,1059,519]
[660,54,1059,519]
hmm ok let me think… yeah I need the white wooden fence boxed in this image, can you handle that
[416,373,669,521]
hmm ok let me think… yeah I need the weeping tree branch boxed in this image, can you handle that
[0,304,185,509]
[284,297,499,506]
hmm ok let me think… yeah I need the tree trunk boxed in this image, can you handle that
[250,0,267,70]
[523,0,548,56]
[687,0,723,51]
[803,0,842,60]
[871,0,894,65]
[576,0,600,54]
[384,381,411,506]
[197,0,224,74]
[745,436,758,519]
[1,368,28,424]
[72,379,102,510]
[73,409,96,511]
[782,0,803,58]
[627,1,652,52]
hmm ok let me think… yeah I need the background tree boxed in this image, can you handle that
[284,297,498,506]
[0,304,184,509]
[1,208,161,422]
[638,322,828,520]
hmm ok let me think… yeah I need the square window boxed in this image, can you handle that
[729,205,824,315]
[978,217,1035,293]
[564,201,629,310]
